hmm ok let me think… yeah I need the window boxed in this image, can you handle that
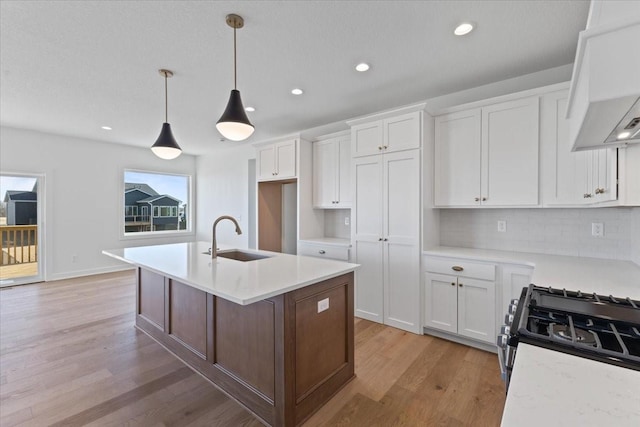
[124,170,191,234]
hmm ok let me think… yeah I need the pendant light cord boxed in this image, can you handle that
[164,72,168,123]
[233,25,237,90]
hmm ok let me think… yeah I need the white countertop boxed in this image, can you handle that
[502,343,640,427]
[423,246,640,299]
[103,241,358,305]
[299,237,351,247]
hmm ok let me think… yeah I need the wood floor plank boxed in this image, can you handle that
[0,270,506,426]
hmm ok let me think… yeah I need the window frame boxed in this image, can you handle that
[121,169,194,239]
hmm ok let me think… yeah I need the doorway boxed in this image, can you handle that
[0,173,44,286]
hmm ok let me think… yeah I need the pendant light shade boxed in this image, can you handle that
[151,69,182,159]
[216,14,254,142]
[216,89,254,141]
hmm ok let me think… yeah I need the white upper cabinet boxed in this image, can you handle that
[312,134,351,208]
[434,96,539,207]
[351,111,422,157]
[257,139,297,181]
[541,90,618,206]
[434,109,482,206]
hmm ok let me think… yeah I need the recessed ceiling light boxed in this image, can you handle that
[454,22,474,36]
[355,63,370,72]
[245,106,255,112]
[617,131,632,139]
[101,126,112,130]
[291,88,303,95]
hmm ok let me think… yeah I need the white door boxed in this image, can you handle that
[434,109,482,206]
[275,140,296,179]
[313,139,337,207]
[0,173,45,286]
[336,137,351,206]
[457,277,496,343]
[352,121,383,157]
[481,97,539,206]
[353,155,384,323]
[424,273,458,333]
[383,112,421,153]
[383,150,421,333]
[257,146,275,181]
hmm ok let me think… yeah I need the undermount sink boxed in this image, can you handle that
[208,250,272,262]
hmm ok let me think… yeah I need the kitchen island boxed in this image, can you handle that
[103,242,359,427]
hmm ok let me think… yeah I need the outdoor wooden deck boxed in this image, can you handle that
[0,262,38,280]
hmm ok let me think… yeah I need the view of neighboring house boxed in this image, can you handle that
[3,184,37,226]
[124,182,184,232]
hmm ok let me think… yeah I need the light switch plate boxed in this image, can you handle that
[345,216,350,226]
[497,221,507,233]
[317,298,329,313]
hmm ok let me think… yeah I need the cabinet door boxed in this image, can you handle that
[424,273,458,334]
[353,155,384,323]
[275,140,296,179]
[351,121,383,157]
[257,146,275,181]
[542,91,592,206]
[434,109,482,206]
[383,111,421,153]
[336,137,352,207]
[592,148,617,203]
[313,139,337,207]
[383,150,421,333]
[501,265,533,324]
[481,97,539,206]
[457,277,496,343]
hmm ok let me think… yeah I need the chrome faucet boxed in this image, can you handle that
[211,215,242,258]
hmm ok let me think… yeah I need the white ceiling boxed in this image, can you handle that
[0,0,589,155]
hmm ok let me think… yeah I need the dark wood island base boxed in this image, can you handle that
[135,267,355,426]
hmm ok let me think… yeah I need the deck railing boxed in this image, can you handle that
[0,225,38,266]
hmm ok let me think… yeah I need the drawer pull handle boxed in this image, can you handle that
[452,266,464,272]
[459,283,463,287]
[318,250,326,255]
[451,282,455,286]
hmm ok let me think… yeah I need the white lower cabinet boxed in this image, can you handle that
[501,264,534,317]
[297,241,350,261]
[424,256,496,345]
[425,272,496,343]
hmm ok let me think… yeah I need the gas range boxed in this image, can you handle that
[497,284,640,391]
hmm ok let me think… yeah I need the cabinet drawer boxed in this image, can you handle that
[298,243,349,261]
[424,256,495,281]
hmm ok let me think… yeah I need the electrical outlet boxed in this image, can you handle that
[592,222,604,237]
[317,298,329,313]
[344,216,350,226]
[497,221,507,233]
[72,254,78,263]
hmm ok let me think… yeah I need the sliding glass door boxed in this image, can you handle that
[0,173,44,286]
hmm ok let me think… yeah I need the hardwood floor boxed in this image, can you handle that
[0,271,505,426]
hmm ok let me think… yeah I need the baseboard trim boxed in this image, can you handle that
[48,265,134,282]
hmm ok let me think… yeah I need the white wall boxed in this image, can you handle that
[0,126,197,280]
[195,144,255,248]
[440,208,640,263]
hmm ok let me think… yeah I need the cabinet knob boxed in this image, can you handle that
[474,197,480,202]
[378,238,383,241]
[383,145,388,149]
[452,266,464,272]
[459,283,463,287]
[584,193,593,198]
[383,238,388,241]
[318,250,326,255]
[451,282,455,286]
[378,146,383,150]
[482,197,487,201]
[595,188,605,194]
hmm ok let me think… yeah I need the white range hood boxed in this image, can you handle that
[566,1,640,151]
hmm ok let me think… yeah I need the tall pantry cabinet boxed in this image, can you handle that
[348,107,424,334]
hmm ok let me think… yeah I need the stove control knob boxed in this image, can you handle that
[510,299,519,306]
[496,334,508,349]
[509,304,518,315]
[500,325,511,335]
[504,313,514,325]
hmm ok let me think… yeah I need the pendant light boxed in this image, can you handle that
[151,69,182,160]
[216,14,255,142]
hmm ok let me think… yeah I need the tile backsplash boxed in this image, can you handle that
[440,207,640,264]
